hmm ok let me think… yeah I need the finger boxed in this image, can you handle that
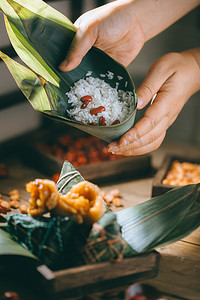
[121,116,168,150]
[120,88,174,146]
[108,133,165,157]
[59,25,97,72]
[137,55,175,109]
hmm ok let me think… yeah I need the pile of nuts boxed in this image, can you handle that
[101,189,123,208]
[163,160,200,186]
[0,190,28,214]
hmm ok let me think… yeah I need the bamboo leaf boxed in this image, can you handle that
[0,3,60,86]
[0,0,137,142]
[0,51,52,111]
[0,228,37,260]
[116,184,200,253]
[56,161,84,195]
[151,202,200,250]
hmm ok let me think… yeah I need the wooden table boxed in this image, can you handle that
[0,141,199,299]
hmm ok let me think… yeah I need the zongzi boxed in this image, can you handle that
[26,179,106,223]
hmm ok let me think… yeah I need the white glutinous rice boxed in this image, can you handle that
[66,76,133,126]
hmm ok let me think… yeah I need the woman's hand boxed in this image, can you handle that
[108,48,200,156]
[59,0,145,71]
[59,0,199,72]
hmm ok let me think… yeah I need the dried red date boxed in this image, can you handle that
[99,116,106,126]
[81,95,92,109]
[112,119,120,125]
[80,95,92,102]
[90,106,105,115]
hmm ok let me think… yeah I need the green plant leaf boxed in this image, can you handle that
[0,0,137,142]
[116,184,200,253]
[0,228,37,259]
[0,51,52,111]
[0,4,60,86]
[151,201,200,250]
[56,161,84,195]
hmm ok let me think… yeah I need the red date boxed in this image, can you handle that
[80,95,92,102]
[112,119,120,125]
[90,106,105,115]
[99,116,106,126]
[80,95,93,109]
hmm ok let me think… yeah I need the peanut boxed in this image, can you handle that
[10,194,20,201]
[112,197,122,207]
[109,189,121,198]
[0,201,10,213]
[10,200,20,209]
[20,204,28,214]
[104,193,114,204]
[9,189,19,196]
[9,189,20,201]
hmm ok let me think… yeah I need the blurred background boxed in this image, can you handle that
[0,0,200,147]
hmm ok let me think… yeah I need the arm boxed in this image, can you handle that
[59,0,200,71]
[133,0,200,42]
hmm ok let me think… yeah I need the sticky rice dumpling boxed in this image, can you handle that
[26,179,106,223]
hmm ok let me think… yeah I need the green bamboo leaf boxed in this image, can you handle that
[56,161,84,195]
[0,2,60,86]
[1,0,137,142]
[116,184,200,253]
[0,51,52,111]
[0,228,37,260]
[150,202,200,250]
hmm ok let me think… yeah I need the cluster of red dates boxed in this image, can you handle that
[36,134,122,168]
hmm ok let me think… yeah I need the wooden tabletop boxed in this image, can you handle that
[0,141,199,299]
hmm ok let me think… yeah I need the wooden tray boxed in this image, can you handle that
[152,154,200,198]
[21,127,152,183]
[36,252,160,299]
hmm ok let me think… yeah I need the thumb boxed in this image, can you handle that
[59,26,96,72]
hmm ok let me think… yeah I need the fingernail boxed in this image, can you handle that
[107,143,120,153]
[59,60,68,71]
[137,97,144,109]
[107,146,119,153]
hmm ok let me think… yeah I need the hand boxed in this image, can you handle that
[59,0,145,71]
[108,49,200,156]
[59,0,199,72]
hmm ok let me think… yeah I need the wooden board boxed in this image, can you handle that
[37,252,159,299]
[142,237,200,300]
